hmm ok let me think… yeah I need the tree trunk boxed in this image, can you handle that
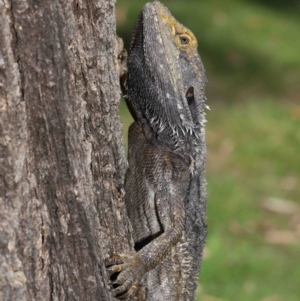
[0,0,133,300]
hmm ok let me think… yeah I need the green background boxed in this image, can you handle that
[116,0,300,300]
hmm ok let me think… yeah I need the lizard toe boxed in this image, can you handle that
[113,269,130,285]
[123,284,139,300]
[112,279,132,297]
[105,254,125,267]
[107,264,123,277]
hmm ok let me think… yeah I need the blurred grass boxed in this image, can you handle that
[117,0,300,300]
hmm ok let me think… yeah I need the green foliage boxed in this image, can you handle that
[117,0,300,300]
[201,101,300,301]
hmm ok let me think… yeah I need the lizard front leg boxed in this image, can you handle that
[107,127,190,299]
[107,186,187,299]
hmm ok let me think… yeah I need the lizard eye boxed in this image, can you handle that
[179,36,189,45]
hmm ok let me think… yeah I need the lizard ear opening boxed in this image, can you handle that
[186,86,194,104]
[186,86,199,125]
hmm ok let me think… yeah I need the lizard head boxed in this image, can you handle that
[126,1,207,149]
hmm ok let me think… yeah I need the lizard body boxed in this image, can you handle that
[108,2,207,300]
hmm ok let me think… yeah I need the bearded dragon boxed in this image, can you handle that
[107,2,208,300]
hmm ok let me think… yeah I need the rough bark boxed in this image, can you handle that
[0,0,133,300]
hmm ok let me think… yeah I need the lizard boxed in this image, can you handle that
[107,1,208,300]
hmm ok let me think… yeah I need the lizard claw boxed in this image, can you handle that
[107,264,122,278]
[113,283,138,300]
[105,253,127,266]
[105,253,146,300]
[111,279,132,296]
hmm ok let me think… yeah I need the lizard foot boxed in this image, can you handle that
[106,253,146,300]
